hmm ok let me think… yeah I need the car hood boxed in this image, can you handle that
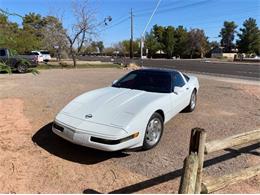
[60,87,165,129]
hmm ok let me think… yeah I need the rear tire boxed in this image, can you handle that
[142,112,164,150]
[185,89,197,112]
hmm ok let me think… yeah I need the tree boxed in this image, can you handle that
[174,26,189,58]
[153,25,165,51]
[103,47,116,56]
[23,12,45,31]
[22,12,46,42]
[144,30,160,58]
[116,40,129,56]
[219,21,237,52]
[0,13,8,25]
[237,18,260,55]
[188,28,209,58]
[15,30,43,53]
[114,39,140,56]
[209,41,220,49]
[163,26,175,58]
[96,41,104,54]
[42,16,68,60]
[0,13,19,50]
[19,12,46,52]
[0,13,40,54]
[65,0,97,67]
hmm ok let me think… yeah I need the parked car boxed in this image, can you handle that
[52,68,199,151]
[31,51,44,62]
[40,50,51,62]
[0,48,38,73]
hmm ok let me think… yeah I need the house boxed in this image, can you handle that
[211,46,237,60]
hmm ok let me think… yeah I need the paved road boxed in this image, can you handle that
[78,56,260,80]
[141,59,260,80]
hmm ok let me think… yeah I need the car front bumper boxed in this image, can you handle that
[52,121,140,151]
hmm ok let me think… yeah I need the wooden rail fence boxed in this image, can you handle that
[178,128,260,194]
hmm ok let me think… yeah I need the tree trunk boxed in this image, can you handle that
[72,54,77,67]
[69,46,77,68]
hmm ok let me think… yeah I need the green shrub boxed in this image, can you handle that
[0,61,11,74]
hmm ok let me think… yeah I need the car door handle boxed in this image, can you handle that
[186,87,189,90]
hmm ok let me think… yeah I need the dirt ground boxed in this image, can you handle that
[0,68,259,193]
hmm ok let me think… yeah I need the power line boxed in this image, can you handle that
[110,14,130,24]
[0,8,23,18]
[134,0,182,14]
[135,0,213,17]
[100,0,212,32]
[178,10,260,27]
[98,2,259,35]
[98,16,130,33]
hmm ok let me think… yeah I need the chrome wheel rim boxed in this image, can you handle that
[190,92,196,110]
[145,118,162,146]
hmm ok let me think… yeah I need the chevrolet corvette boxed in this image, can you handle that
[52,68,199,151]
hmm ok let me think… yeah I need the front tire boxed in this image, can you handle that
[142,113,164,150]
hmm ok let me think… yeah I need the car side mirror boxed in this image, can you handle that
[172,86,181,95]
[172,87,178,95]
[112,80,118,85]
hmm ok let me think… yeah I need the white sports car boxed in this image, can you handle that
[52,68,199,151]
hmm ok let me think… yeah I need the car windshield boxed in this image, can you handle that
[112,70,172,93]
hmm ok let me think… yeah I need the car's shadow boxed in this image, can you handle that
[32,122,129,165]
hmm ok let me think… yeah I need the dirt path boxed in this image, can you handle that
[0,69,259,193]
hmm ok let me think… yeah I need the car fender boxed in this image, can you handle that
[124,95,171,147]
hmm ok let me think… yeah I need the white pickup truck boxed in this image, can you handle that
[32,50,51,62]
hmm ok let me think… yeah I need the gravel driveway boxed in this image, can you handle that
[0,68,259,193]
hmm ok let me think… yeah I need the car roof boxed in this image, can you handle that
[132,67,180,74]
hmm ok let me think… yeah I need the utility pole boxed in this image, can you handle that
[130,8,134,59]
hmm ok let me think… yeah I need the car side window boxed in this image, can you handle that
[173,72,185,87]
[183,74,190,82]
[120,73,137,83]
[0,49,6,57]
[114,73,137,88]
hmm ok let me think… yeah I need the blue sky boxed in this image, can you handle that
[0,0,259,47]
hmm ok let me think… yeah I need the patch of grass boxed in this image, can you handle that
[28,68,40,75]
[0,62,12,74]
[37,63,121,70]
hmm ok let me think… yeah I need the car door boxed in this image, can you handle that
[170,72,190,115]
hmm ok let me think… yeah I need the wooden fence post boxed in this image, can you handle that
[178,153,199,194]
[191,128,206,194]
[179,128,259,194]
[179,128,207,194]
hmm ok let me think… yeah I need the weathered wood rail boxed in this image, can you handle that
[179,128,260,194]
[201,164,260,193]
[205,129,260,154]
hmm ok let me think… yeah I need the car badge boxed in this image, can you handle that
[85,114,93,119]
